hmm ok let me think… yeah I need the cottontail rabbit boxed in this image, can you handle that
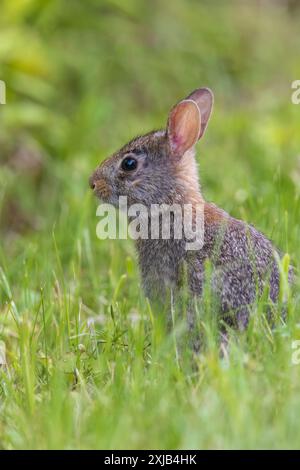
[90,88,292,331]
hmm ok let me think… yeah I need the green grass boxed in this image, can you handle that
[0,0,300,449]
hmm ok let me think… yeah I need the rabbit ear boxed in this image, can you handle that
[167,99,201,158]
[185,88,214,139]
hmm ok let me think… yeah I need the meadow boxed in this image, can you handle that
[0,0,300,449]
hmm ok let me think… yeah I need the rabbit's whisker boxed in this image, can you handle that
[131,179,142,187]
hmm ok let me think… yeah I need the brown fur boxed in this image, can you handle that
[94,178,111,199]
[204,202,228,225]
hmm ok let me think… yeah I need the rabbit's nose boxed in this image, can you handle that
[89,174,111,199]
[89,174,96,190]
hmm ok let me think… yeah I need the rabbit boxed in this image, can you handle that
[89,87,293,334]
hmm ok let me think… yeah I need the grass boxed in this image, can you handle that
[0,0,300,449]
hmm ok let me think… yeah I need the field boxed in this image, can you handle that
[0,0,300,449]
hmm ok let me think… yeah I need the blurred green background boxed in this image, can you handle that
[0,0,300,450]
[1,0,300,249]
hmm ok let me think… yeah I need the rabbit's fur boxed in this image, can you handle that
[90,88,292,331]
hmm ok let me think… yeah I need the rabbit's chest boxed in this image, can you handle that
[136,239,186,298]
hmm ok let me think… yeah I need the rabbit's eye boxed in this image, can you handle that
[121,156,138,172]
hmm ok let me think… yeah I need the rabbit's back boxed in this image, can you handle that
[189,203,286,327]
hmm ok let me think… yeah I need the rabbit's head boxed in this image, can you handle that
[89,88,213,207]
